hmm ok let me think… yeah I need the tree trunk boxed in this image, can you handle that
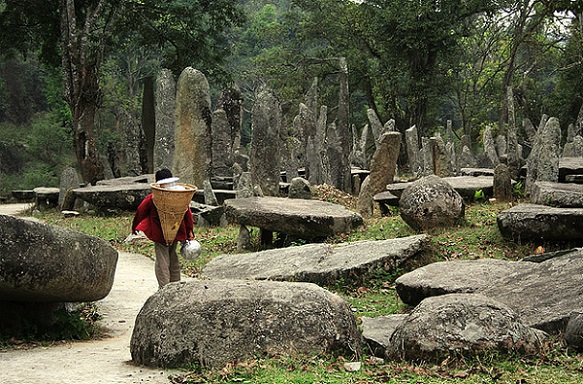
[60,0,119,185]
[141,76,156,174]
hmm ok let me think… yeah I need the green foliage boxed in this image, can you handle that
[474,189,486,201]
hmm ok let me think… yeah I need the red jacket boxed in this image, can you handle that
[132,193,194,244]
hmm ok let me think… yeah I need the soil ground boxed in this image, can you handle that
[0,204,178,383]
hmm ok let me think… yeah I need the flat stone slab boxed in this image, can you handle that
[202,235,429,286]
[395,259,520,306]
[395,249,583,334]
[497,203,583,241]
[386,176,494,202]
[460,168,495,177]
[223,196,364,239]
[72,183,152,211]
[531,181,583,207]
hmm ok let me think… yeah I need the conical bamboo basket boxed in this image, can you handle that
[151,182,196,245]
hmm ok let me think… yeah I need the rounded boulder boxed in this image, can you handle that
[399,175,465,232]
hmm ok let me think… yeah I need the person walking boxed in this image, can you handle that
[132,168,194,288]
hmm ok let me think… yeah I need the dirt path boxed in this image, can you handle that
[0,204,179,383]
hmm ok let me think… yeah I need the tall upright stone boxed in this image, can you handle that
[430,134,453,177]
[446,120,453,143]
[405,125,420,175]
[58,166,81,209]
[334,57,352,192]
[420,137,434,176]
[305,77,319,115]
[536,117,562,183]
[483,126,499,167]
[493,163,512,202]
[298,103,319,182]
[317,105,332,184]
[211,108,233,178]
[360,124,376,169]
[506,86,520,179]
[367,108,383,146]
[218,86,243,153]
[522,118,536,144]
[250,86,282,197]
[357,132,401,217]
[142,76,156,174]
[459,146,478,168]
[122,108,142,176]
[445,141,457,176]
[154,69,176,171]
[562,135,583,158]
[173,67,212,188]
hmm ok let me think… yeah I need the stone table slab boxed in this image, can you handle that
[224,196,363,239]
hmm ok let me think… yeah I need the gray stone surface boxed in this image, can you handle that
[71,183,152,211]
[399,175,465,232]
[395,259,519,306]
[130,279,361,368]
[202,235,429,285]
[250,86,283,196]
[357,131,401,217]
[154,68,176,171]
[0,214,118,302]
[361,315,408,357]
[530,181,583,208]
[58,166,81,209]
[395,249,583,333]
[386,293,546,361]
[288,177,312,199]
[385,176,493,203]
[497,203,583,241]
[173,67,212,188]
[224,196,363,239]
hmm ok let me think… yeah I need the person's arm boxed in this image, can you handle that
[132,195,152,233]
[183,206,195,240]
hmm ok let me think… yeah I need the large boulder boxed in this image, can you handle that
[497,204,583,241]
[0,215,118,302]
[130,279,361,368]
[386,293,547,361]
[202,235,430,286]
[399,175,465,232]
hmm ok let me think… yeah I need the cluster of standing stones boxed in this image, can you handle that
[3,65,583,369]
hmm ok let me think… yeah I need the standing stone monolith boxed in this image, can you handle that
[430,135,453,177]
[405,125,420,175]
[58,166,81,209]
[493,163,512,201]
[211,108,233,178]
[122,108,142,176]
[483,126,499,167]
[334,57,352,193]
[154,69,176,171]
[218,86,243,153]
[249,86,282,196]
[357,132,401,217]
[173,67,212,188]
[420,137,434,176]
[367,109,383,147]
[535,117,562,183]
[506,86,520,179]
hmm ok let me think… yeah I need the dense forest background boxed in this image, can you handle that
[0,0,581,196]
